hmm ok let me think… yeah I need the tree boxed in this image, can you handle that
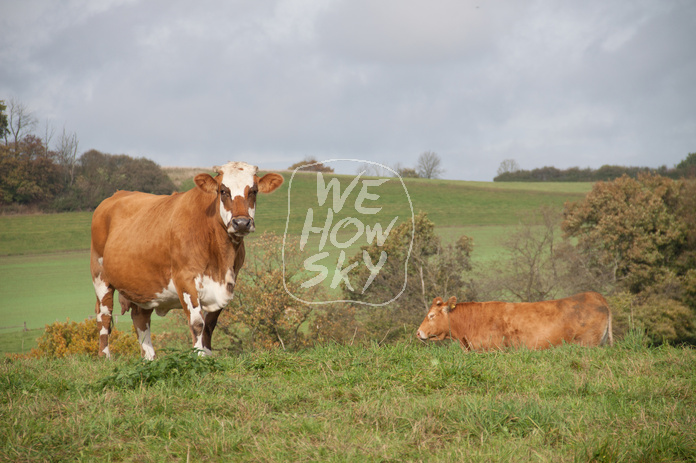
[0,135,63,205]
[562,174,685,293]
[0,100,8,141]
[6,98,38,150]
[675,152,696,178]
[562,173,696,344]
[393,162,420,178]
[476,206,608,303]
[497,159,520,177]
[345,212,474,342]
[416,151,444,179]
[288,158,334,173]
[55,128,79,186]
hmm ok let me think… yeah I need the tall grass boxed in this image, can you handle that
[2,338,695,462]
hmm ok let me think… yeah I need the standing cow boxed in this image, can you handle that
[90,161,283,359]
[416,292,613,350]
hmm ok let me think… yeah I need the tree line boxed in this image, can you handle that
[0,98,175,211]
[494,155,696,182]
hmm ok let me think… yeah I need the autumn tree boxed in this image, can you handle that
[562,174,696,343]
[562,174,685,293]
[288,158,334,173]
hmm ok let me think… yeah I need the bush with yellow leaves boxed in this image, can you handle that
[29,318,143,358]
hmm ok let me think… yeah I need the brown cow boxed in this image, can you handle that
[416,292,613,350]
[90,161,283,359]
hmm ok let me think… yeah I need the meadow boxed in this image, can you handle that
[1,338,694,462]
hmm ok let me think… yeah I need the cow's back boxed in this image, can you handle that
[454,291,612,350]
[91,191,184,306]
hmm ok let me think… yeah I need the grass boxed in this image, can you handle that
[1,338,695,462]
[0,211,92,256]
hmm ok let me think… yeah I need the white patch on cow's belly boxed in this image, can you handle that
[139,280,181,314]
[195,271,235,311]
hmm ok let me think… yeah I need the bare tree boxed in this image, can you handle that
[56,127,79,186]
[7,97,38,150]
[43,119,56,158]
[358,162,390,177]
[497,159,520,176]
[416,151,444,179]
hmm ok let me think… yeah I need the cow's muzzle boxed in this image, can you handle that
[229,217,255,236]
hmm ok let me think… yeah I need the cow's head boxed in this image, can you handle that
[416,296,458,341]
[194,161,284,238]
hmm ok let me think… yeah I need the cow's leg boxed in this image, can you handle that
[120,294,156,360]
[177,285,211,356]
[201,309,223,354]
[92,273,115,358]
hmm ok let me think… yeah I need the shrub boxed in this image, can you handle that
[29,318,143,358]
[97,349,224,390]
[608,291,696,345]
[288,158,334,173]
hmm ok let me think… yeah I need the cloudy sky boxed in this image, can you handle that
[1,0,694,181]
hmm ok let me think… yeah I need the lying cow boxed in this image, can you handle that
[90,161,283,359]
[416,292,613,350]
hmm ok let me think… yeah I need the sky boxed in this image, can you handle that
[1,0,695,181]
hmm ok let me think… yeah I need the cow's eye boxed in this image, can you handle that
[220,189,229,197]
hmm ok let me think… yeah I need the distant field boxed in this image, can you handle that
[0,173,592,353]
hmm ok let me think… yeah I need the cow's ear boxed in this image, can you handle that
[433,297,443,306]
[257,173,284,194]
[195,173,218,194]
[446,296,457,312]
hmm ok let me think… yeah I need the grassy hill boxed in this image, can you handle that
[0,172,591,353]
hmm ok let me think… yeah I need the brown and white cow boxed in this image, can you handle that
[90,161,283,359]
[416,292,613,350]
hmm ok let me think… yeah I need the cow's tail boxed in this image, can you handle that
[601,308,614,347]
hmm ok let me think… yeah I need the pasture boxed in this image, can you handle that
[2,339,695,461]
[2,172,695,461]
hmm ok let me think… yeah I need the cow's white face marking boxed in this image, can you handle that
[216,162,258,227]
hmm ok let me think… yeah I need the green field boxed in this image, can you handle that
[0,173,591,354]
[1,339,694,461]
